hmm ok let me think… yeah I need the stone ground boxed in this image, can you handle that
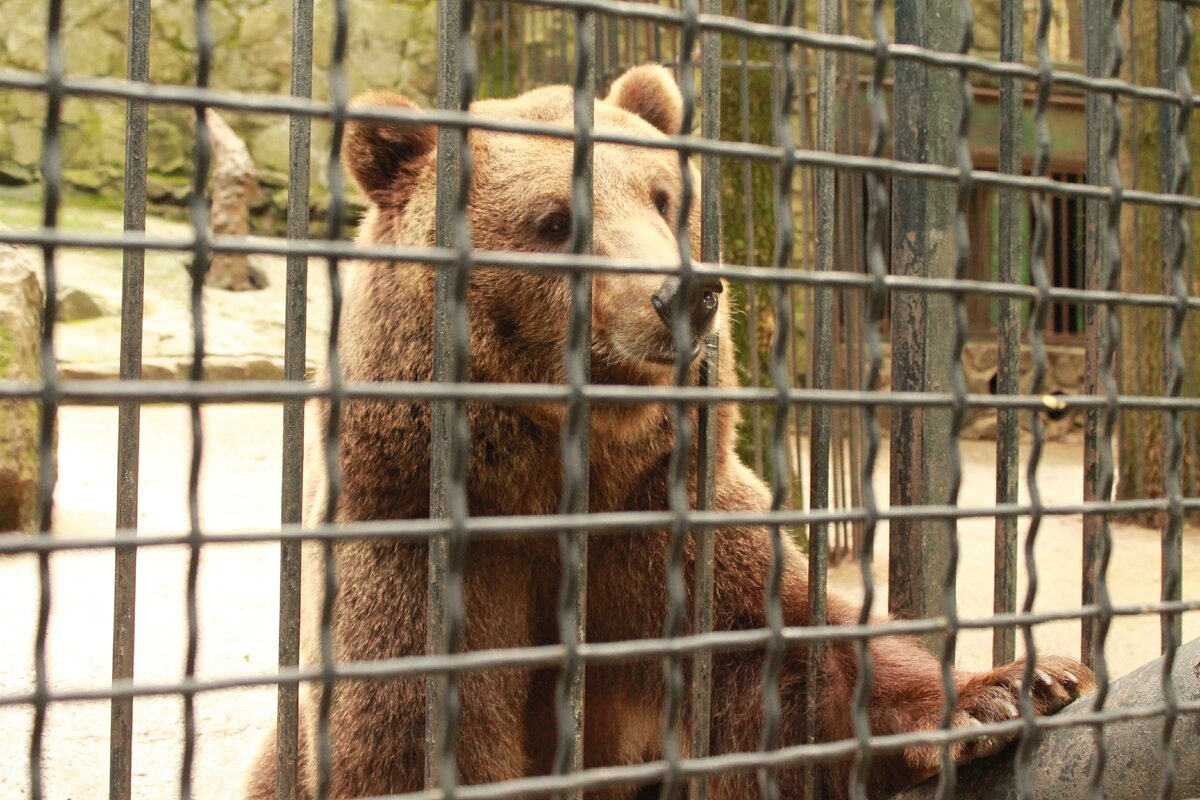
[0,405,1196,800]
[1,196,1197,796]
[0,189,331,380]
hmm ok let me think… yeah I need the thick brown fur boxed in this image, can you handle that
[243,66,1094,800]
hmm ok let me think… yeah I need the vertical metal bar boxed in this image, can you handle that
[737,0,762,477]
[687,9,720,797]
[760,0,796,794]
[426,0,461,786]
[1158,0,1186,658]
[992,0,1022,669]
[557,9,568,84]
[1159,5,1191,798]
[277,0,313,796]
[30,1,64,798]
[1094,1,1118,796]
[501,1,510,94]
[182,1,215,797]
[803,0,835,792]
[110,0,149,796]
[841,0,864,565]
[518,5,528,92]
[314,0,350,796]
[434,1,476,796]
[1080,0,1108,673]
[1014,3,1055,797]
[661,1,702,797]
[652,0,662,64]
[849,0,889,794]
[933,1,976,794]
[1080,1,1123,796]
[605,16,619,87]
[552,7,594,798]
[888,0,956,650]
[688,342,718,800]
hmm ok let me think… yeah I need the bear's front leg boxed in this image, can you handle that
[815,611,1095,798]
[918,654,1093,769]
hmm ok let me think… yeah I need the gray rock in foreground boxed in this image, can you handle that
[0,236,52,532]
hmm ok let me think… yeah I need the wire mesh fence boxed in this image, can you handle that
[0,1,1199,799]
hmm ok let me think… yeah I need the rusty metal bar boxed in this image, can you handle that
[30,1,65,798]
[109,0,150,796]
[887,0,956,651]
[935,0,977,793]
[661,1,703,796]
[689,337,719,800]
[1080,0,1108,674]
[991,0,1022,669]
[686,5,720,794]
[1083,3,1125,797]
[433,0,477,796]
[738,0,763,477]
[551,4,594,797]
[1159,3,1191,796]
[427,0,463,786]
[760,0,796,793]
[802,0,835,792]
[848,0,891,793]
[180,1,216,798]
[1158,0,1187,657]
[313,0,350,795]
[276,0,314,796]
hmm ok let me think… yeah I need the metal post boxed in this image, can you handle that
[849,0,892,793]
[31,1,65,798]
[277,0,313,796]
[426,0,462,787]
[181,1,216,797]
[888,0,958,650]
[1159,3,1192,796]
[804,0,836,793]
[761,0,797,794]
[314,0,350,795]
[110,0,150,796]
[1015,2,1059,794]
[687,8,720,797]
[1157,0,1186,658]
[1080,0,1108,673]
[992,0,1022,669]
[661,2,704,796]
[552,6,594,797]
[431,0,475,795]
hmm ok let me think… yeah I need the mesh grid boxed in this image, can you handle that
[2,2,1199,800]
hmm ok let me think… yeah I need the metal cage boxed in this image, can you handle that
[0,1,1198,799]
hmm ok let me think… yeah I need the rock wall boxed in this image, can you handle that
[870,341,1086,442]
[0,0,439,230]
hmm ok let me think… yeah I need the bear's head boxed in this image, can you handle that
[342,65,726,390]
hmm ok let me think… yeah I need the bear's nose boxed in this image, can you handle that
[650,275,723,335]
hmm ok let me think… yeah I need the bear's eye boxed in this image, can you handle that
[537,211,572,243]
[653,191,671,218]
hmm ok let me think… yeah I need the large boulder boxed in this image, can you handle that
[0,234,51,532]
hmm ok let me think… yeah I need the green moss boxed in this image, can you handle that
[718,0,794,485]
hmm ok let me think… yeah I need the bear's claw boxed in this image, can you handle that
[903,655,1095,773]
[952,655,1095,766]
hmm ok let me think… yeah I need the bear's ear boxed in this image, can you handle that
[604,64,683,136]
[342,91,436,207]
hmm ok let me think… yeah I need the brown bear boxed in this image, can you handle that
[243,65,1094,800]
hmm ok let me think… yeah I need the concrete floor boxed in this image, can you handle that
[0,405,1196,799]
